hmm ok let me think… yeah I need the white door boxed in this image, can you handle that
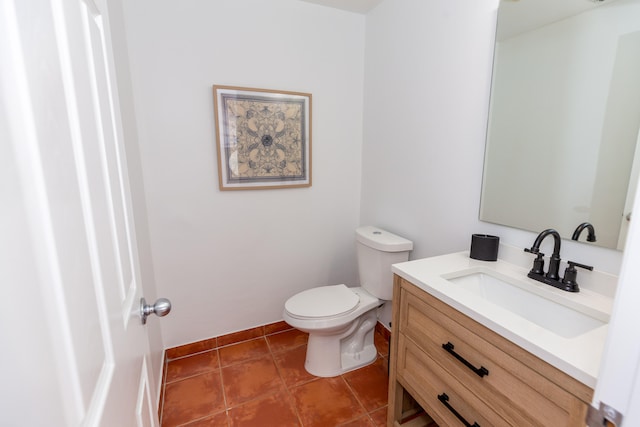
[1,0,159,425]
[590,150,640,425]
[616,128,640,250]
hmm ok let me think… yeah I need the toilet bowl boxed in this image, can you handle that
[283,285,380,377]
[283,226,413,377]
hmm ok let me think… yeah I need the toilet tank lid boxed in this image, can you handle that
[356,226,413,252]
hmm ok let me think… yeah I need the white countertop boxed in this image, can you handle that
[392,250,615,388]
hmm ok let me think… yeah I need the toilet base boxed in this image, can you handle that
[340,342,377,373]
[304,309,378,377]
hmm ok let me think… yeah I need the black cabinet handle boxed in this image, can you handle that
[438,393,481,427]
[442,342,489,378]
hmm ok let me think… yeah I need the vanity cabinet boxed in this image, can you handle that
[388,275,594,427]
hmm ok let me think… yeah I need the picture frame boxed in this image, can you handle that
[213,85,312,190]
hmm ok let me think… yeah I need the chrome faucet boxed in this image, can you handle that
[572,222,596,242]
[524,228,593,292]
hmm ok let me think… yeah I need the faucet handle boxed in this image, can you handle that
[567,261,593,271]
[524,248,545,275]
[561,261,593,293]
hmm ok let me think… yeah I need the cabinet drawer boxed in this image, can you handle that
[398,279,591,426]
[397,333,509,427]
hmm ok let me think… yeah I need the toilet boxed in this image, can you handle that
[283,226,413,377]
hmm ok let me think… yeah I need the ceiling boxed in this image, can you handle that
[298,0,383,14]
[497,0,615,40]
[299,0,616,40]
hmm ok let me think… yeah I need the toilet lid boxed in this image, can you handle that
[285,284,360,318]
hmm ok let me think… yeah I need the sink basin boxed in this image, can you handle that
[445,270,607,338]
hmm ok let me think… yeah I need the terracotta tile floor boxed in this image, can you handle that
[160,325,393,427]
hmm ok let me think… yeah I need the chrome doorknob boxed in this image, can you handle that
[140,297,172,325]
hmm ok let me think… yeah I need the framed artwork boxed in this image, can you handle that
[213,85,312,190]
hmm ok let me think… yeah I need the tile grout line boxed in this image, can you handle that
[339,373,375,426]
[219,368,236,427]
[158,354,168,426]
[218,337,269,369]
[164,368,220,385]
[166,347,217,363]
[214,343,231,427]
[267,334,307,427]
[163,346,221,379]
[165,321,294,361]
[217,352,231,414]
[221,330,305,422]
[167,327,296,364]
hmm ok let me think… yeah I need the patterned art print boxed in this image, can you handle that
[214,86,311,190]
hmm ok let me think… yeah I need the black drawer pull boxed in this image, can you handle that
[438,393,481,427]
[442,342,489,378]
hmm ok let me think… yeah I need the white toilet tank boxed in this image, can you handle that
[355,226,413,301]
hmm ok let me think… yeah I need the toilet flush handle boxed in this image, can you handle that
[140,297,172,325]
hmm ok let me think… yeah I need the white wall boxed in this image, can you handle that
[123,0,366,348]
[360,0,500,328]
[361,0,498,259]
[360,0,625,328]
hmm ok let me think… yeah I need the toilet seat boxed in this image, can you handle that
[284,284,360,319]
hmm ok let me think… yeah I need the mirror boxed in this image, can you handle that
[480,0,640,250]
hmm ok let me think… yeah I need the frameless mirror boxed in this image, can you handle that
[480,0,640,250]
